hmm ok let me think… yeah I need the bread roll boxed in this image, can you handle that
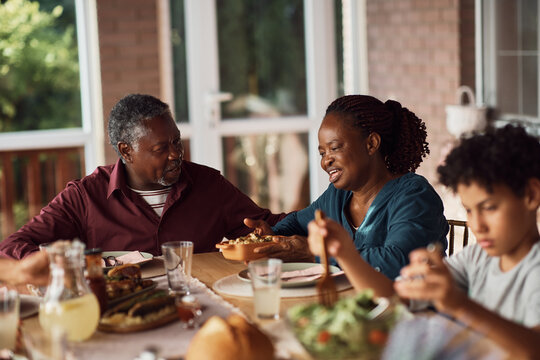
[186,315,274,360]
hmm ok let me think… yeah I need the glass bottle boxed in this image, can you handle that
[39,240,100,342]
[84,248,108,316]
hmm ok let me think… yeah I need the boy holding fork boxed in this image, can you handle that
[307,125,540,358]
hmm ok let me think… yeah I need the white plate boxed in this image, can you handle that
[20,294,42,319]
[102,251,154,271]
[238,262,342,288]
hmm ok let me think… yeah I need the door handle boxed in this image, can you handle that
[205,92,233,128]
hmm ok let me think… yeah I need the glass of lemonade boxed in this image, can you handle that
[0,287,19,351]
[39,240,100,342]
[248,258,282,320]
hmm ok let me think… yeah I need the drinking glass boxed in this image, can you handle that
[161,241,193,295]
[23,327,68,360]
[0,287,20,351]
[248,258,282,320]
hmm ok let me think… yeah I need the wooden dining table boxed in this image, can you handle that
[19,252,505,360]
[190,252,355,318]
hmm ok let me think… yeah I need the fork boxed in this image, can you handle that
[315,209,338,307]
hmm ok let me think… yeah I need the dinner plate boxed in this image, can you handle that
[102,251,154,271]
[98,289,178,333]
[20,294,42,319]
[238,262,342,288]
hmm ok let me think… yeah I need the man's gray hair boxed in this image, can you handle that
[108,94,173,157]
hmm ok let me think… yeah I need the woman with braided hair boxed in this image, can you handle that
[245,95,448,279]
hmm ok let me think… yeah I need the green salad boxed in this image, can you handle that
[288,290,398,360]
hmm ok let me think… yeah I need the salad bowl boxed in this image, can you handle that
[287,290,403,360]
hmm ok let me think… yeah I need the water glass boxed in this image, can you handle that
[0,287,20,351]
[248,258,282,320]
[161,241,193,295]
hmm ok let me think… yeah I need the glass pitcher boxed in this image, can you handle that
[39,240,100,342]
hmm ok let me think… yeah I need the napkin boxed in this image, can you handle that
[101,251,148,267]
[117,251,148,264]
[281,265,344,283]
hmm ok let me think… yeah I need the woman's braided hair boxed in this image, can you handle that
[325,95,429,174]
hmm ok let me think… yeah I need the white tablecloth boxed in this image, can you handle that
[71,276,240,360]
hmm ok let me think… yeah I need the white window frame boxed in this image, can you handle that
[0,0,104,175]
[477,0,540,132]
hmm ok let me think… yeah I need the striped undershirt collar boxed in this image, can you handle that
[129,186,172,217]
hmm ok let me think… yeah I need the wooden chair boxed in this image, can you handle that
[447,220,469,255]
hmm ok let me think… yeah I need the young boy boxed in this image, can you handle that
[307,125,540,359]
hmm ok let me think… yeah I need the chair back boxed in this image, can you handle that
[447,220,469,255]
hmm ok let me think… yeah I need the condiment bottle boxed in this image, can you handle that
[39,240,100,342]
[84,248,108,315]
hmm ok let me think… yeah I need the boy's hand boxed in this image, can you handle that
[307,217,356,259]
[394,247,467,315]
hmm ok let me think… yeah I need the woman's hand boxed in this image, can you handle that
[307,216,356,259]
[393,247,466,315]
[243,218,275,236]
[243,218,313,262]
[253,235,314,262]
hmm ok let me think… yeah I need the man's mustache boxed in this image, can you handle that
[165,160,182,172]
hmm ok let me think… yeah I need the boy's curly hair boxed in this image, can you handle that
[325,95,429,174]
[437,125,540,196]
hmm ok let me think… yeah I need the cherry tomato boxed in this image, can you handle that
[368,329,388,345]
[317,330,331,344]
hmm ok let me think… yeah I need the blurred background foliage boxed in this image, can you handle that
[0,0,81,133]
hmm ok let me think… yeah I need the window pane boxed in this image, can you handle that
[169,0,189,123]
[216,0,307,119]
[522,55,538,116]
[0,148,84,239]
[222,133,310,213]
[485,0,539,120]
[497,56,519,114]
[0,0,81,132]
[496,0,518,51]
[521,0,538,51]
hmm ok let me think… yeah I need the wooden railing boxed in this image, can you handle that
[0,147,85,240]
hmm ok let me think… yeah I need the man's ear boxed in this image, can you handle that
[118,142,132,163]
[524,177,540,211]
[366,132,382,156]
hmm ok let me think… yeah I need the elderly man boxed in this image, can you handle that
[0,94,285,259]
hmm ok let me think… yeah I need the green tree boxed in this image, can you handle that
[0,0,81,132]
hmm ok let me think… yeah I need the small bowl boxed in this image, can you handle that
[215,242,274,261]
